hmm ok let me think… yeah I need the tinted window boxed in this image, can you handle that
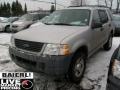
[117,47,120,60]
[44,9,91,26]
[107,9,113,20]
[19,14,39,21]
[113,15,120,21]
[92,10,101,23]
[39,14,48,20]
[98,10,108,23]
[33,14,39,21]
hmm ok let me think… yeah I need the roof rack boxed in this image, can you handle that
[68,5,109,8]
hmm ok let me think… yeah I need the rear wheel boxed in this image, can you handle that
[103,34,112,51]
[68,52,86,83]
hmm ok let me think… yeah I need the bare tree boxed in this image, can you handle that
[71,0,86,6]
[104,0,113,10]
[109,0,113,10]
[97,0,100,6]
[105,0,108,7]
[100,0,113,10]
[97,0,108,6]
[116,0,120,13]
[81,0,82,6]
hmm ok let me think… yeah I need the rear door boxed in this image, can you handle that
[91,9,103,49]
[98,9,110,43]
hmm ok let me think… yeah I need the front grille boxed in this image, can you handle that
[15,39,44,52]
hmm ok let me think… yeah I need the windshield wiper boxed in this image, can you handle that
[44,22,73,26]
[52,23,73,26]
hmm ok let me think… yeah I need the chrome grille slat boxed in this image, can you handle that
[15,39,44,52]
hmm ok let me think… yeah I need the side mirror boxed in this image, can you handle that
[92,22,102,29]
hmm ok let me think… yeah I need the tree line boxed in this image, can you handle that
[97,0,120,13]
[0,0,27,17]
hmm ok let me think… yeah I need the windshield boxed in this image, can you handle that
[43,9,91,26]
[40,16,49,23]
[19,14,38,21]
[8,17,18,22]
[113,15,120,21]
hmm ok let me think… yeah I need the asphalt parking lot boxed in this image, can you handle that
[0,33,120,90]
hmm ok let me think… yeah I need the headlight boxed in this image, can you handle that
[10,35,15,47]
[43,44,70,55]
[112,59,120,79]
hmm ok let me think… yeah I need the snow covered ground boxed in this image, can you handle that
[0,33,120,90]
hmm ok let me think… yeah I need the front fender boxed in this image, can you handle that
[70,40,88,53]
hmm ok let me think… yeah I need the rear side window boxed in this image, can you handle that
[33,14,40,21]
[92,10,101,23]
[117,47,120,60]
[98,10,108,23]
[107,9,113,20]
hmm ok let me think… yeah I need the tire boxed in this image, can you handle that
[68,52,86,83]
[103,34,112,51]
[5,26,10,32]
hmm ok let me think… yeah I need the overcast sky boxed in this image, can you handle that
[0,0,118,11]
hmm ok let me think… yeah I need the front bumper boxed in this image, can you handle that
[106,75,120,90]
[9,46,73,76]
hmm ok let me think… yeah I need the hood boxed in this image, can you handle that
[30,22,45,27]
[13,20,33,26]
[14,25,89,44]
[0,22,9,27]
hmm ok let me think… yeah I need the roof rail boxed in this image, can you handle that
[68,5,109,8]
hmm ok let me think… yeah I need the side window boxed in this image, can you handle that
[92,10,101,23]
[107,9,113,20]
[33,14,39,21]
[117,47,120,60]
[98,10,108,23]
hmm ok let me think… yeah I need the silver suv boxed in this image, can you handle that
[9,6,114,83]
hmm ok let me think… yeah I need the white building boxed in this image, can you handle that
[71,0,86,6]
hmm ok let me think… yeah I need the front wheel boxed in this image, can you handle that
[103,35,113,51]
[5,26,10,32]
[68,52,86,83]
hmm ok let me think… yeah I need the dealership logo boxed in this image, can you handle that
[21,80,33,89]
[23,44,30,48]
[0,79,21,90]
[0,72,33,90]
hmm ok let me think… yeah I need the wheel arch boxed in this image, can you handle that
[68,45,88,83]
[5,25,10,31]
[5,25,10,28]
[72,45,88,60]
